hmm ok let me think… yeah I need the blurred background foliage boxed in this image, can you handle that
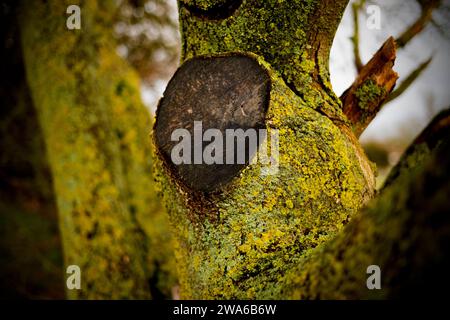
[114,0,180,111]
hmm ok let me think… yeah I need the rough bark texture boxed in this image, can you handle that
[275,112,450,299]
[155,0,378,298]
[179,0,349,121]
[383,108,450,189]
[18,0,176,299]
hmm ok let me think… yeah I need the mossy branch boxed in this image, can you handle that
[382,108,450,189]
[341,37,399,137]
[277,113,450,299]
[343,0,441,136]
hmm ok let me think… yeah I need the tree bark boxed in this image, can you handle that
[0,4,63,298]
[154,0,377,298]
[18,0,175,299]
[154,0,450,299]
[275,110,450,299]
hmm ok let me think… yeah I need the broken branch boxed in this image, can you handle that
[341,37,399,137]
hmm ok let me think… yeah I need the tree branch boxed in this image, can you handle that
[382,108,450,189]
[341,37,399,137]
[384,56,432,104]
[278,111,450,299]
[396,0,441,48]
[351,1,364,72]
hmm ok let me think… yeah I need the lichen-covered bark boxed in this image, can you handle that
[155,0,377,299]
[0,4,63,297]
[274,121,450,299]
[383,109,450,189]
[179,0,348,120]
[155,58,375,298]
[19,0,176,299]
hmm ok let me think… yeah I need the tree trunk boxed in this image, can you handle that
[154,0,378,298]
[0,4,63,298]
[276,110,450,299]
[18,0,175,299]
[154,0,450,299]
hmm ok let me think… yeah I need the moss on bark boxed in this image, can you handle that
[19,0,176,299]
[155,0,449,299]
[154,52,375,298]
[179,0,349,120]
[0,4,64,297]
[275,127,450,299]
[151,0,382,299]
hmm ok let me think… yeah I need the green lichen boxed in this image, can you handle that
[154,54,375,299]
[181,0,232,10]
[152,0,377,299]
[354,79,386,111]
[20,0,176,299]
[179,0,347,121]
[0,17,64,296]
[272,133,450,299]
